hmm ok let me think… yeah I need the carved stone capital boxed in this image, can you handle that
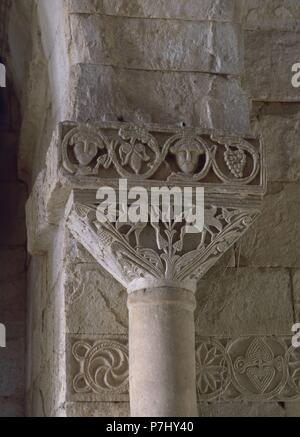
[26,121,266,417]
[67,190,261,293]
[27,121,265,290]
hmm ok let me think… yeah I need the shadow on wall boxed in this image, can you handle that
[0,44,26,417]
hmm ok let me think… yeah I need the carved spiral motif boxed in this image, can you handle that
[72,341,129,395]
[70,336,300,401]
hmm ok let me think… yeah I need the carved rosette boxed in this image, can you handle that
[285,345,300,399]
[72,340,129,395]
[69,336,300,402]
[196,340,231,400]
[196,336,300,402]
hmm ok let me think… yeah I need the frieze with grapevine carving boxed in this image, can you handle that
[59,122,265,193]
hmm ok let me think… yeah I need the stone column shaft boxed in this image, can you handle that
[128,287,198,417]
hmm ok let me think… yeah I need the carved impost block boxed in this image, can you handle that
[27,121,265,290]
[45,121,266,292]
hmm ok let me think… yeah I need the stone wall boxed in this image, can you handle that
[194,0,300,416]
[1,0,300,417]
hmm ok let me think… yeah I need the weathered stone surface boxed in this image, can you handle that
[26,258,48,409]
[196,268,293,336]
[292,270,300,320]
[29,378,51,417]
[253,111,300,182]
[69,64,251,133]
[38,353,65,417]
[285,402,300,417]
[239,183,300,268]
[69,15,243,75]
[64,262,127,334]
[16,8,54,186]
[66,233,97,264]
[63,231,128,334]
[243,0,300,32]
[26,169,51,255]
[46,223,67,291]
[31,276,66,416]
[65,401,130,417]
[35,1,70,127]
[36,0,68,60]
[245,30,300,101]
[67,0,242,22]
[27,255,47,333]
[26,251,66,416]
[199,401,286,417]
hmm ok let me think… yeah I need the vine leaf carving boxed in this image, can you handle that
[119,141,150,174]
[61,122,263,188]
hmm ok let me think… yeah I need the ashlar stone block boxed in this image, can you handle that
[69,64,251,134]
[253,111,300,182]
[239,183,300,268]
[245,30,300,101]
[67,0,242,22]
[196,267,293,336]
[243,0,300,32]
[69,14,243,75]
